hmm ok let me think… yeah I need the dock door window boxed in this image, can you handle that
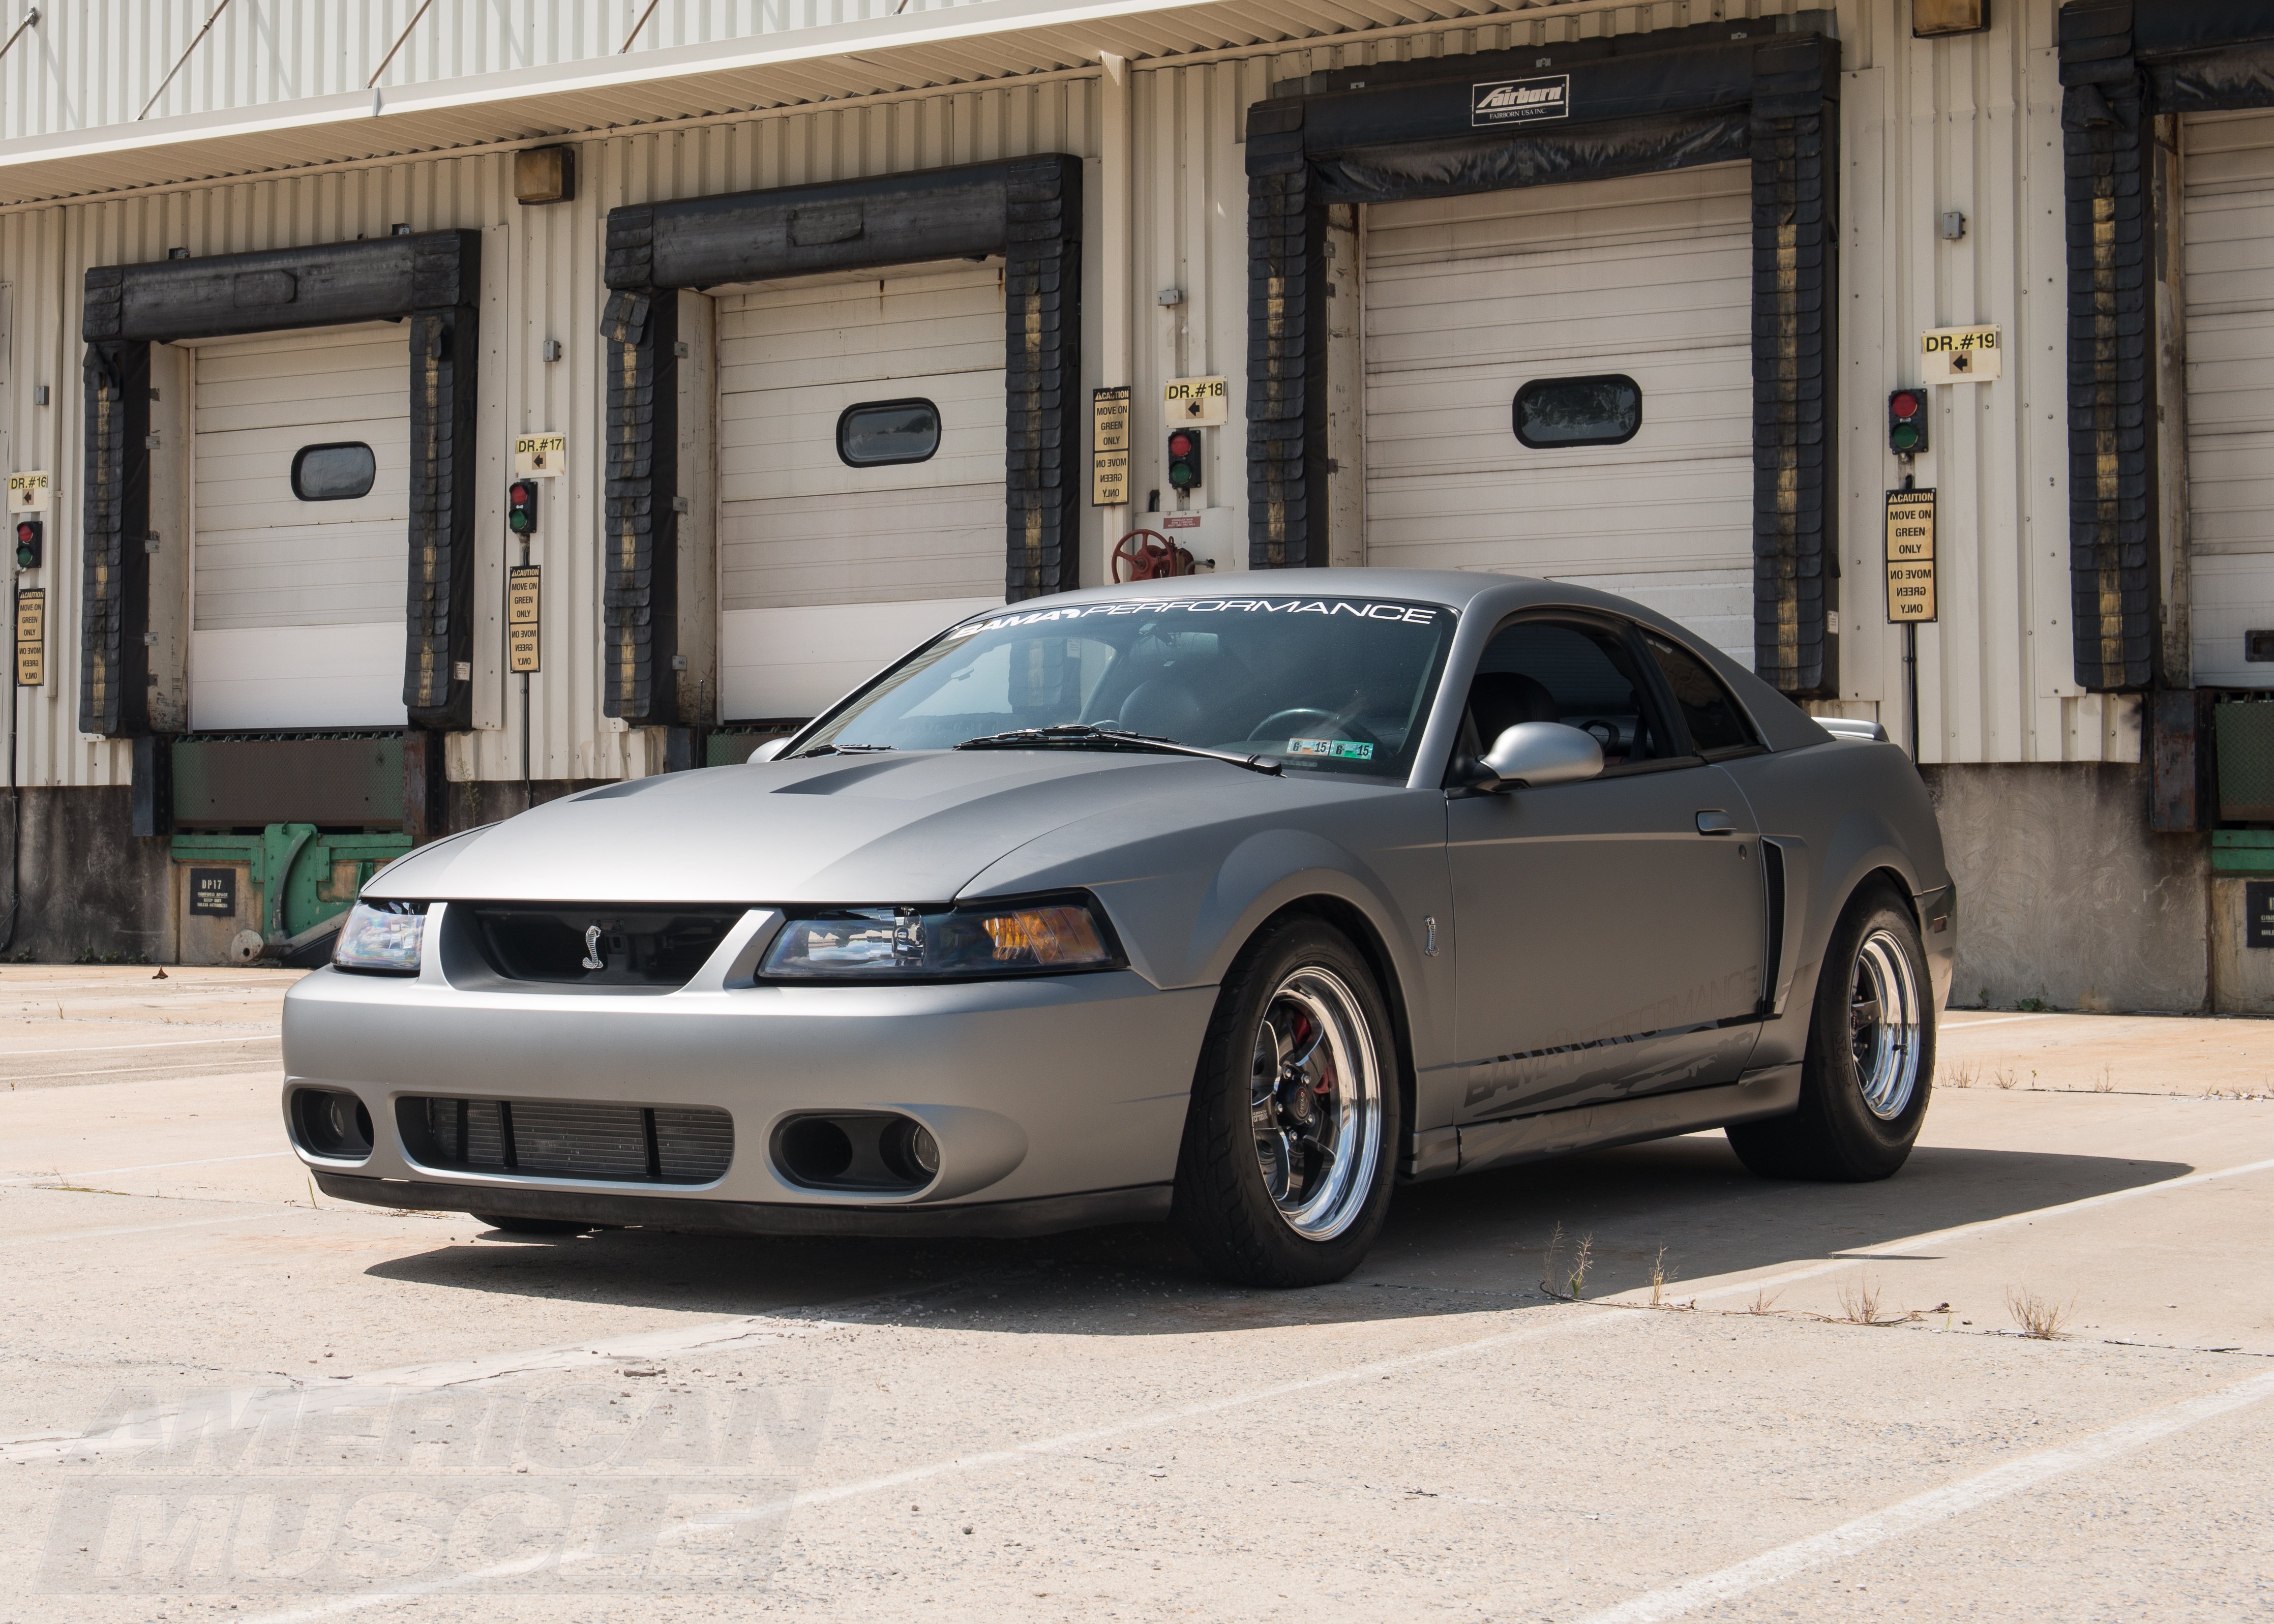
[290,442,378,502]
[1512,376,1642,449]
[836,399,940,467]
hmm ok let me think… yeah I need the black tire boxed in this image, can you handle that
[1727,881,1934,1182]
[471,1214,592,1235]
[1172,918,1399,1287]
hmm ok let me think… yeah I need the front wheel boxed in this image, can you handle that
[1173,919,1398,1286]
[1726,881,1933,1181]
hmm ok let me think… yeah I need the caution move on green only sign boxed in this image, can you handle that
[1884,488,1937,623]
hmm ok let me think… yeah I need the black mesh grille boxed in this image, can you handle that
[400,1096,733,1184]
[462,904,743,988]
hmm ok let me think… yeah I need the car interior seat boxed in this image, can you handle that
[1466,671,1561,752]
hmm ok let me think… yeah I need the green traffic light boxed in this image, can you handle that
[1891,424,1920,453]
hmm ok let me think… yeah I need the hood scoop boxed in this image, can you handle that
[771,757,912,796]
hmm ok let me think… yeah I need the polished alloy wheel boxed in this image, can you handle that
[1849,926,1924,1120]
[1248,966,1382,1240]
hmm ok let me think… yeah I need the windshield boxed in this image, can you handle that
[794,595,1458,779]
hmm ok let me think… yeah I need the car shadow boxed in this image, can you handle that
[357,1134,2190,1334]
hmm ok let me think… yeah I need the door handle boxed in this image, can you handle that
[1696,810,1739,835]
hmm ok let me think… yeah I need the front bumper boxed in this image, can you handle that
[282,904,1215,1228]
[313,1173,1173,1237]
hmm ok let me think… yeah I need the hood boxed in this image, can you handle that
[368,750,1295,905]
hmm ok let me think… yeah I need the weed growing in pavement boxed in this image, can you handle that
[1942,1061,1979,1090]
[1835,1274,1883,1326]
[1539,1223,1595,1301]
[2017,997,2049,1012]
[1991,1068,2019,1091]
[1649,1246,1669,1307]
[2092,1065,2116,1094]
[1745,1288,1781,1316]
[2005,1287,2073,1340]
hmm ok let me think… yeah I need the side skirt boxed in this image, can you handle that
[1402,1063,1803,1183]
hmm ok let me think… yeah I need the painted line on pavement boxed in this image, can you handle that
[1572,1365,2274,1623]
[5,1031,281,1056]
[0,1212,287,1248]
[0,1151,291,1188]
[1651,1154,2274,1310]
[237,1309,1639,1624]
[4,1063,282,1085]
[1938,1013,2060,1032]
[0,1272,1004,1460]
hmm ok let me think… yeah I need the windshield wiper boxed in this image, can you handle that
[800,743,896,756]
[954,724,1282,776]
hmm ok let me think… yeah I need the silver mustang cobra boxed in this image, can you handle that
[285,570,1954,1286]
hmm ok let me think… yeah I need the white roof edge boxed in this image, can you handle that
[0,0,1256,177]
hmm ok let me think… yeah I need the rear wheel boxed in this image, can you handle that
[1726,882,1933,1181]
[1173,919,1398,1287]
[471,1214,592,1236]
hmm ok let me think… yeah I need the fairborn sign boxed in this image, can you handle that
[1471,74,1571,127]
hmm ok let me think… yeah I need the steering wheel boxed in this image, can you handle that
[1246,707,1381,747]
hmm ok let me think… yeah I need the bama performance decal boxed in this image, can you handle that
[949,600,1448,636]
[1471,74,1570,127]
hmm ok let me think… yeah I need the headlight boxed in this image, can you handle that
[760,895,1121,981]
[333,901,428,975]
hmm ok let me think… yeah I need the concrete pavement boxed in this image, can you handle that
[2,967,2270,1620]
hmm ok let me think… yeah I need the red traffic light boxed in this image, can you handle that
[12,516,40,572]
[14,521,33,544]
[1887,388,1928,457]
[506,479,539,535]
[1166,428,1202,491]
[508,481,536,506]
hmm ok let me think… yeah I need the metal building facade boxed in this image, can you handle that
[0,0,2258,1006]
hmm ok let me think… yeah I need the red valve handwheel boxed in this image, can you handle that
[1112,529,1196,582]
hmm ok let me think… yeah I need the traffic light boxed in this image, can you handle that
[1887,388,1929,458]
[507,479,539,535]
[1166,428,1202,492]
[12,517,40,572]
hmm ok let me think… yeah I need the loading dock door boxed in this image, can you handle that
[1362,163,1756,664]
[2184,108,2274,687]
[189,323,410,730]
[715,262,1007,720]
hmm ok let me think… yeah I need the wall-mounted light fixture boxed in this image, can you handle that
[515,146,576,206]
[1914,0,1987,38]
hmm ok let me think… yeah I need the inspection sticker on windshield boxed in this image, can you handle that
[1286,738,1373,760]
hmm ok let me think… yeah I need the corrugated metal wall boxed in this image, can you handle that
[2,0,2132,791]
[1831,0,2133,765]
[4,78,1096,790]
[2,0,983,141]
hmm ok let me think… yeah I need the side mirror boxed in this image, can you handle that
[748,738,791,763]
[1479,721,1603,791]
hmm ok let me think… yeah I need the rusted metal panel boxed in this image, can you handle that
[2149,686,2204,833]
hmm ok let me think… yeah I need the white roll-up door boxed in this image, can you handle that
[2184,109,2274,687]
[1362,163,1755,663]
[715,262,1007,720]
[189,322,409,730]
